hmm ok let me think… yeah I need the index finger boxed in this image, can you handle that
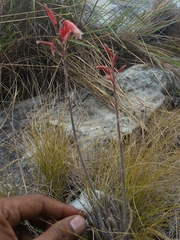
[0,194,81,228]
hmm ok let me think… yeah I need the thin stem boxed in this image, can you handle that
[62,44,101,204]
[111,70,128,234]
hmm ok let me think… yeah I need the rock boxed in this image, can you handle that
[70,190,104,211]
[116,64,175,118]
[47,91,138,148]
[55,0,151,27]
[81,0,151,27]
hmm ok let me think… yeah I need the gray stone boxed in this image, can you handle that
[116,64,174,118]
[47,92,138,148]
[54,0,152,27]
[54,0,180,30]
[81,0,151,27]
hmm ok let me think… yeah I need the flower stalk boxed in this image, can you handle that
[97,45,128,233]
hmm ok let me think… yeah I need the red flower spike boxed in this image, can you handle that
[59,19,83,44]
[97,66,111,75]
[104,44,112,56]
[36,40,57,56]
[44,4,58,33]
[118,65,127,73]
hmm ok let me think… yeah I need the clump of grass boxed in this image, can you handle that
[124,110,180,239]
[18,112,77,200]
[70,107,180,239]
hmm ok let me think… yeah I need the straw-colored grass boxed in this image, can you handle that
[70,107,180,239]
[1,101,179,239]
[17,111,78,200]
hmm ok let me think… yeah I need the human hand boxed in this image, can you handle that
[0,194,86,240]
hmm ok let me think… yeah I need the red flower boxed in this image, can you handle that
[43,5,83,44]
[59,19,83,44]
[36,40,57,56]
[44,4,58,33]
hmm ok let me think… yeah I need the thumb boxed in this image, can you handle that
[35,215,87,240]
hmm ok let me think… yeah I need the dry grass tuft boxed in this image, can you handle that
[17,110,77,200]
[68,107,180,239]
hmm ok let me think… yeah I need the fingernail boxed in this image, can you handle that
[70,215,86,234]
